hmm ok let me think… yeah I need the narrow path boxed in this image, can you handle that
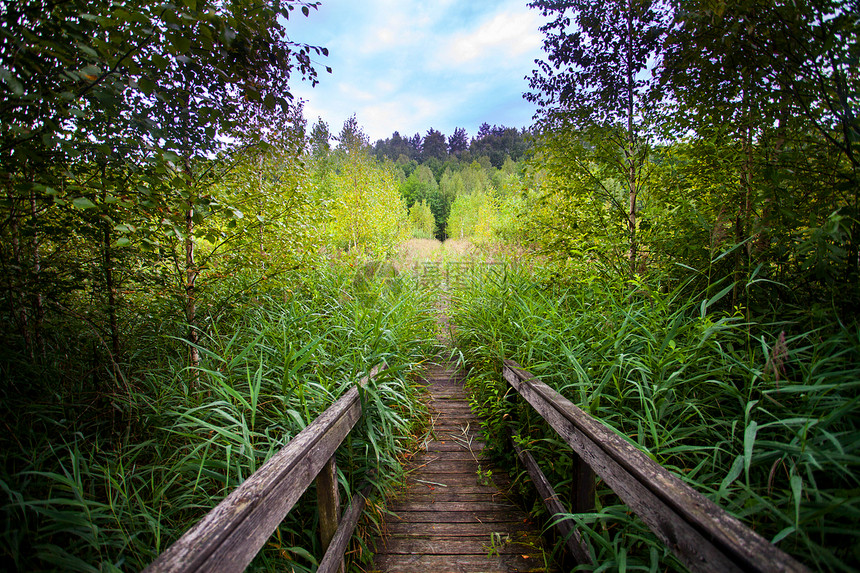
[370,360,554,573]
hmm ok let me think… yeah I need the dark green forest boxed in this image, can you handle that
[1,0,858,571]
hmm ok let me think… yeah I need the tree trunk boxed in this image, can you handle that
[625,0,638,278]
[185,199,200,375]
[733,79,754,309]
[7,184,32,356]
[101,179,121,379]
[29,184,45,360]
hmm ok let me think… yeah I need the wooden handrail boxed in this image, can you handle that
[503,359,810,573]
[144,364,385,573]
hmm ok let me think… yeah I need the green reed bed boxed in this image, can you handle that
[450,269,859,572]
[0,266,438,572]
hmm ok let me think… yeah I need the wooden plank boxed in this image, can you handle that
[503,360,810,573]
[384,510,531,523]
[376,537,543,555]
[405,492,515,503]
[511,436,591,565]
[397,481,510,494]
[403,472,512,487]
[424,440,486,452]
[318,485,371,573]
[384,522,538,537]
[145,366,384,573]
[570,450,595,513]
[413,450,486,461]
[372,553,547,573]
[410,460,485,474]
[387,501,520,513]
[316,455,341,571]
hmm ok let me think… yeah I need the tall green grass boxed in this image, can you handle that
[450,268,860,572]
[0,265,439,572]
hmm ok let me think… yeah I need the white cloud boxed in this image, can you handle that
[337,82,375,102]
[440,10,542,68]
[290,0,546,141]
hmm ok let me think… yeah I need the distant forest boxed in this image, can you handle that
[371,123,531,170]
[309,118,533,240]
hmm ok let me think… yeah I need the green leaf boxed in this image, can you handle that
[790,473,803,525]
[743,420,757,484]
[72,197,97,210]
[0,67,24,96]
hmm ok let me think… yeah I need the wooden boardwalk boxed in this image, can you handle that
[371,361,554,573]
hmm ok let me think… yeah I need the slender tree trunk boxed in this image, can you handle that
[7,185,32,356]
[733,79,754,309]
[101,176,121,378]
[625,0,638,278]
[258,155,266,270]
[185,197,200,374]
[27,174,45,360]
[179,82,200,378]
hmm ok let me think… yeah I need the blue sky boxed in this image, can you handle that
[286,0,546,143]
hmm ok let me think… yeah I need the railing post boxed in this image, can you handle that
[570,451,595,514]
[316,454,343,572]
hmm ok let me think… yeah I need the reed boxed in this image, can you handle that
[450,267,860,571]
[0,265,439,571]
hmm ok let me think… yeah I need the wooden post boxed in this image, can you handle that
[316,454,342,573]
[511,435,592,565]
[570,451,595,513]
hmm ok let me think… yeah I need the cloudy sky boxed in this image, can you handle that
[286,0,547,143]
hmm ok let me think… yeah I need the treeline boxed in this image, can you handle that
[371,123,530,170]
[310,118,532,241]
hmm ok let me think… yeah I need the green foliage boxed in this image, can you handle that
[324,123,411,260]
[0,266,438,571]
[447,191,497,242]
[408,200,436,239]
[450,268,860,571]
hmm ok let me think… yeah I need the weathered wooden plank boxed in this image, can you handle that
[316,455,340,551]
[384,521,537,537]
[503,360,810,573]
[145,366,384,573]
[570,450,595,513]
[431,405,476,414]
[402,482,513,495]
[400,473,512,489]
[432,426,483,436]
[424,440,486,452]
[392,481,509,496]
[317,485,371,573]
[411,460,484,474]
[376,537,543,555]
[372,553,548,573]
[413,450,486,461]
[434,416,482,425]
[387,501,520,512]
[404,492,515,503]
[511,436,591,565]
[384,510,531,523]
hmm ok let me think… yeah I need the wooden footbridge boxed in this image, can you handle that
[142,265,810,573]
[371,361,551,572]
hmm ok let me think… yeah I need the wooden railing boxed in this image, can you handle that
[502,359,811,573]
[143,365,385,573]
